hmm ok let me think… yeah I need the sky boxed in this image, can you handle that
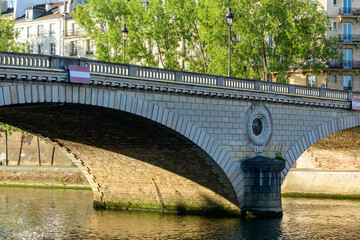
[7,0,65,7]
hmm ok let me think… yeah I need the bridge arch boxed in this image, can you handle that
[282,114,360,180]
[0,82,242,212]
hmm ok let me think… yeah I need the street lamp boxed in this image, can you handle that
[121,23,129,64]
[226,8,234,77]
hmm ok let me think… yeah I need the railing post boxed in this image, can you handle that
[254,81,261,90]
[216,77,224,87]
[319,88,326,98]
[129,65,137,77]
[175,71,182,82]
[289,85,295,94]
[49,56,60,69]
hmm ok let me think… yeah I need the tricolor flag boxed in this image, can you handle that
[69,65,90,84]
[352,98,360,110]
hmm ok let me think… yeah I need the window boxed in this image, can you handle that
[27,45,33,53]
[25,10,32,20]
[87,40,93,54]
[38,44,44,54]
[184,40,190,56]
[70,41,77,56]
[343,76,352,90]
[50,24,55,36]
[50,43,56,55]
[333,0,336,5]
[307,76,316,87]
[333,75,337,83]
[27,26,32,38]
[343,23,352,42]
[344,0,351,15]
[72,23,78,35]
[38,25,44,37]
[59,5,65,14]
[333,22,337,30]
[343,49,352,68]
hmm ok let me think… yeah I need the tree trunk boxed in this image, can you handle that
[17,135,24,166]
[37,136,41,166]
[51,146,55,166]
[5,130,8,166]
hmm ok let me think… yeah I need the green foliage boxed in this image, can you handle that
[0,15,27,52]
[275,145,286,162]
[232,0,339,82]
[0,122,28,136]
[72,0,339,81]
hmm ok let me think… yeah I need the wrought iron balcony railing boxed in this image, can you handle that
[339,34,360,42]
[339,8,360,16]
[328,60,360,69]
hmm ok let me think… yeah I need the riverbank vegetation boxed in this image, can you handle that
[282,192,360,200]
[0,183,91,190]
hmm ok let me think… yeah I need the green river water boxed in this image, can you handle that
[0,187,359,239]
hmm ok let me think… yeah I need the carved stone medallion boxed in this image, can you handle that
[244,103,272,153]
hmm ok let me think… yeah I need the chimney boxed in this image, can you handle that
[45,3,51,12]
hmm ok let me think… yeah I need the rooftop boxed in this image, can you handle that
[15,2,68,22]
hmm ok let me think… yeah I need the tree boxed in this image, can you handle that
[72,0,338,82]
[231,0,339,82]
[0,15,27,52]
[73,0,186,69]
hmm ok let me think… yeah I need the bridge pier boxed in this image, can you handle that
[241,156,285,217]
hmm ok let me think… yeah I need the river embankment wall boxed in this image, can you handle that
[0,166,89,188]
[282,169,360,196]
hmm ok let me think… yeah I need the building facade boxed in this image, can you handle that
[289,0,360,92]
[1,0,93,59]
[323,0,360,91]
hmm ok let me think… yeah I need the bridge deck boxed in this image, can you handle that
[0,51,358,107]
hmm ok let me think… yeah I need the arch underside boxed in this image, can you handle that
[0,103,240,214]
[283,115,360,180]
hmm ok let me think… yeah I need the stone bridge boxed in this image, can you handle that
[0,52,359,216]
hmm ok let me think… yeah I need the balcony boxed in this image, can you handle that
[327,60,360,69]
[339,8,360,16]
[339,34,360,43]
[63,29,87,37]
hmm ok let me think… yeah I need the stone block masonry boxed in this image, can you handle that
[0,128,73,166]
[295,127,360,169]
[242,156,285,216]
[0,166,89,187]
[282,169,360,196]
[0,77,357,215]
[0,103,240,215]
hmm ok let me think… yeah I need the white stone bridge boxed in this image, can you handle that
[0,52,359,216]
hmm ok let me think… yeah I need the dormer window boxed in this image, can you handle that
[59,5,65,14]
[25,10,33,20]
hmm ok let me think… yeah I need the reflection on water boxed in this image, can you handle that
[0,187,360,239]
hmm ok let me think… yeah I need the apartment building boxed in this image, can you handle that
[289,0,360,91]
[1,0,93,58]
[324,0,360,91]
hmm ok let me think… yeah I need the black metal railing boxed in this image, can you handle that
[328,60,360,69]
[339,8,360,16]
[339,34,360,42]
